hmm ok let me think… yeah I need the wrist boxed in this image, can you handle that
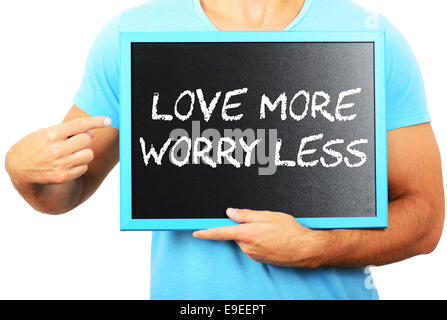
[308,230,333,268]
[289,228,333,268]
[314,229,348,267]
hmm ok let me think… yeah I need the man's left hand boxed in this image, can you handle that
[193,208,329,268]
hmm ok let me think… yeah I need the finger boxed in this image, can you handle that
[65,165,89,181]
[66,148,94,167]
[193,225,245,241]
[64,133,92,154]
[54,165,88,184]
[58,116,111,138]
[226,208,271,223]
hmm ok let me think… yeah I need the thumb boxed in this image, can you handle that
[226,208,268,223]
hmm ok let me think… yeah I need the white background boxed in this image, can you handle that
[0,0,446,300]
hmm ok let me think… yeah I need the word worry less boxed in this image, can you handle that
[139,87,369,176]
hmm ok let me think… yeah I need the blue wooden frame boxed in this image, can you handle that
[119,31,387,231]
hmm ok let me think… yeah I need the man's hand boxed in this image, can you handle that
[6,116,111,186]
[5,106,119,215]
[193,208,328,268]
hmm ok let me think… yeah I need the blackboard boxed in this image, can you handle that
[119,32,387,230]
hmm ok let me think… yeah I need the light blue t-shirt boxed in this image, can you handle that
[74,0,430,300]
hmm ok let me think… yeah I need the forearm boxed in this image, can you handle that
[6,156,86,215]
[317,195,444,268]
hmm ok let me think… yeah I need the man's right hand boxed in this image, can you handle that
[6,116,111,186]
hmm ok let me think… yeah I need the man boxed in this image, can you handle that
[5,0,444,299]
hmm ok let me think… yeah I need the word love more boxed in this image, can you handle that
[139,87,369,176]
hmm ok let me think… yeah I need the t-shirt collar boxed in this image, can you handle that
[193,0,314,31]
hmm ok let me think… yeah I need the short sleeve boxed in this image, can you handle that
[384,18,431,131]
[73,15,121,129]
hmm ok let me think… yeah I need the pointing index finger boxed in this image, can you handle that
[192,225,245,241]
[60,116,112,137]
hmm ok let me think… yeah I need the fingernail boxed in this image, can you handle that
[227,208,238,216]
[192,232,199,238]
[86,130,96,138]
[103,118,112,126]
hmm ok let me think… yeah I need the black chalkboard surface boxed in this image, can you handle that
[119,32,387,230]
